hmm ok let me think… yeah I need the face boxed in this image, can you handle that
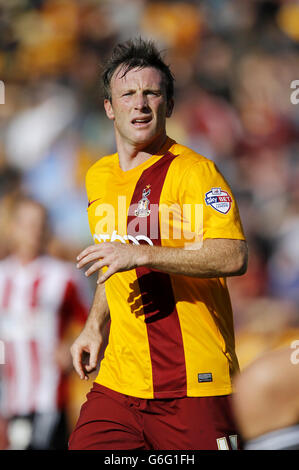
[104,66,173,149]
[11,201,47,260]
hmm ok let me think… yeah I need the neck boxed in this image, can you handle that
[15,251,40,266]
[116,132,168,171]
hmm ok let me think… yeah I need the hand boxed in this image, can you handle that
[70,325,103,380]
[76,242,147,283]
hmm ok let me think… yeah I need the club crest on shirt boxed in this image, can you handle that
[135,185,151,217]
[205,187,232,214]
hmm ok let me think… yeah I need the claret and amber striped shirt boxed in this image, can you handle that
[86,137,245,399]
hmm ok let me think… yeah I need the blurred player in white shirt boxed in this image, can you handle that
[0,196,88,449]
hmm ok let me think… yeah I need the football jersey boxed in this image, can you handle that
[86,137,246,399]
[0,255,88,417]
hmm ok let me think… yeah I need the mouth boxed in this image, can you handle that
[131,116,152,128]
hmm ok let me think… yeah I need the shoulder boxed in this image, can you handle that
[38,256,90,306]
[86,154,116,186]
[39,256,77,282]
[169,141,217,174]
[0,256,14,278]
[0,256,11,268]
[85,154,117,200]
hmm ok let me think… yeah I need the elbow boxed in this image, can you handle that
[236,256,248,276]
[231,243,248,276]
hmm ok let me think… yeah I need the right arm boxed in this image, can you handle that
[70,275,110,380]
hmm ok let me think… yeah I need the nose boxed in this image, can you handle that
[134,93,149,110]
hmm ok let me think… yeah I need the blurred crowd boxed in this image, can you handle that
[0,0,299,449]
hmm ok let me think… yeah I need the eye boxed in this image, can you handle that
[145,90,160,96]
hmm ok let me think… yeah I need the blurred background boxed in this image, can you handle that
[0,0,299,449]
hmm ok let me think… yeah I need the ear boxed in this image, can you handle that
[166,98,174,118]
[104,99,115,120]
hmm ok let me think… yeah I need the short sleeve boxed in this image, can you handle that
[179,160,246,241]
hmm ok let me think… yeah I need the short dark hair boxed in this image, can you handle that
[102,38,174,102]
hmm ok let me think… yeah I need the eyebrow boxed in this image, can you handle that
[120,87,162,94]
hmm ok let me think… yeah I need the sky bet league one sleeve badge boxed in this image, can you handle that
[205,187,232,214]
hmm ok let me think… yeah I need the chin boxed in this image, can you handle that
[131,133,155,146]
[133,128,162,144]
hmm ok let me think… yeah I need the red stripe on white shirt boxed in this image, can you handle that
[0,255,88,417]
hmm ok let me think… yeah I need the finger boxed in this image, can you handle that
[85,344,100,372]
[71,345,86,380]
[97,264,118,284]
[76,244,102,262]
[85,258,112,277]
[77,250,104,269]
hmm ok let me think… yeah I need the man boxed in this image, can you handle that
[232,346,299,450]
[0,196,88,449]
[69,38,248,450]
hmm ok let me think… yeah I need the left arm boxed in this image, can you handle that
[76,238,248,284]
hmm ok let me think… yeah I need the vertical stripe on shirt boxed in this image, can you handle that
[127,151,187,398]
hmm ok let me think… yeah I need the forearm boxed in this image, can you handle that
[85,277,110,332]
[138,239,248,278]
[77,238,248,284]
[71,275,110,380]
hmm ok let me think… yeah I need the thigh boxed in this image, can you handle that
[144,395,241,450]
[68,383,146,450]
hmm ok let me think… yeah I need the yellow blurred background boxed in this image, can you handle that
[0,0,299,448]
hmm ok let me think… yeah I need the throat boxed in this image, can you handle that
[118,152,153,171]
[116,134,168,171]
